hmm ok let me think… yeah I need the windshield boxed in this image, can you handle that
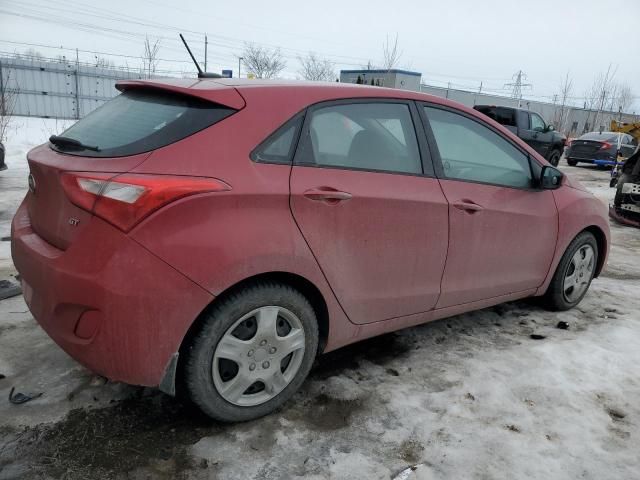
[53,89,236,157]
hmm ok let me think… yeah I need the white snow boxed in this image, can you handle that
[0,117,73,276]
[0,117,639,479]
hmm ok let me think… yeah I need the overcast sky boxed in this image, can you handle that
[1,0,639,109]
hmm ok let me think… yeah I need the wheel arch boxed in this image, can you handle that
[171,271,330,397]
[583,225,607,277]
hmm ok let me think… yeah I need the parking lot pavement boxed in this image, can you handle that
[1,128,639,479]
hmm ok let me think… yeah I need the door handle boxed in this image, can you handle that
[303,187,353,204]
[452,200,484,213]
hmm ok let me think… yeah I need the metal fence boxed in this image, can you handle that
[419,84,639,137]
[2,55,639,137]
[0,56,149,119]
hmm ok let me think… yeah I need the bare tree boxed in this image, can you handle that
[241,43,286,79]
[0,69,18,142]
[20,48,44,60]
[94,56,114,69]
[142,36,161,79]
[298,52,335,81]
[382,34,402,71]
[554,72,573,133]
[582,66,616,132]
[616,83,634,112]
[361,60,377,70]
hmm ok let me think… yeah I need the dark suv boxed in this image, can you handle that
[474,105,566,166]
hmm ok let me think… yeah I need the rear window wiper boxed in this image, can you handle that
[49,135,100,152]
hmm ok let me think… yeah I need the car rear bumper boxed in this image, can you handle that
[10,200,213,387]
[566,156,617,166]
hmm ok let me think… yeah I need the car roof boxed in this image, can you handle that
[475,104,527,112]
[117,77,456,107]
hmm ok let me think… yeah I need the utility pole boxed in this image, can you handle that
[478,81,483,94]
[0,60,5,117]
[238,57,243,79]
[75,48,80,120]
[204,35,208,72]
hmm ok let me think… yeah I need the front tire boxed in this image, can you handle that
[542,232,598,311]
[566,158,578,166]
[184,282,319,422]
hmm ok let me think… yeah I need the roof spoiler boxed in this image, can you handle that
[115,80,246,110]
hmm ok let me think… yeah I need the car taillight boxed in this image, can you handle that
[61,172,231,232]
[599,142,612,150]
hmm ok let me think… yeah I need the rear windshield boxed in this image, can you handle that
[579,132,619,142]
[51,89,236,157]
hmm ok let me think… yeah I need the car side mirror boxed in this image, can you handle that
[540,165,563,189]
[546,124,555,132]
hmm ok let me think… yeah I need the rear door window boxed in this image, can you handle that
[495,108,516,127]
[295,102,422,174]
[52,89,236,157]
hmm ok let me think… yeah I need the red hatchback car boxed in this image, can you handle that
[11,79,609,422]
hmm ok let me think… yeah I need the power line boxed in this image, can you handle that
[1,1,382,68]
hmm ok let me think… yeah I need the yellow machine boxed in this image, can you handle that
[610,120,640,142]
[609,119,640,188]
[609,119,640,228]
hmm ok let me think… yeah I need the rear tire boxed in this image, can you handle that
[548,149,561,166]
[566,158,578,166]
[184,282,319,422]
[542,232,598,311]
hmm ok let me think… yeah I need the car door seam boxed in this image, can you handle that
[287,163,357,326]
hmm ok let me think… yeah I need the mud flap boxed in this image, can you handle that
[158,352,179,396]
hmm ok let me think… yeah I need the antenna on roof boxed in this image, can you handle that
[179,33,222,79]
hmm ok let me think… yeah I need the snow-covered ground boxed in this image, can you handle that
[0,118,639,480]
